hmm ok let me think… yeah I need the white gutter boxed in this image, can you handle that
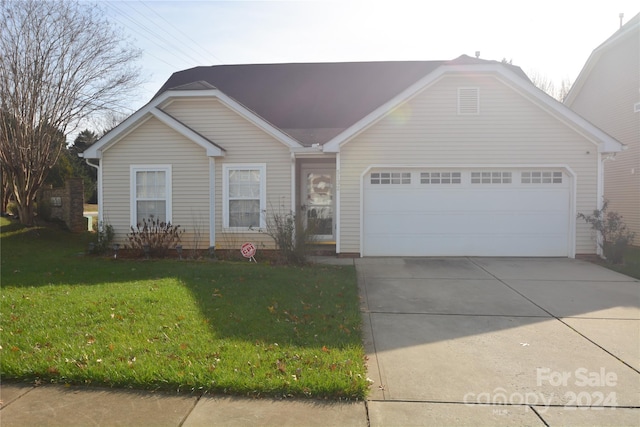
[84,158,103,226]
[596,153,617,257]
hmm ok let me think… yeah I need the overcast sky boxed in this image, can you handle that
[98,0,639,115]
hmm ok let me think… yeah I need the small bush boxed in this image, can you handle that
[6,201,18,217]
[126,217,184,258]
[578,200,635,264]
[264,208,316,265]
[90,221,115,254]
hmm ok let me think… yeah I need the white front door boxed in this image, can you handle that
[301,167,335,241]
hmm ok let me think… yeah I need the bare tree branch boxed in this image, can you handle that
[0,0,142,225]
[527,69,573,102]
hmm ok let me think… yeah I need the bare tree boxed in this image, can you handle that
[0,0,142,225]
[527,69,572,102]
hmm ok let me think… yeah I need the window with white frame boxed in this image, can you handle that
[521,171,563,184]
[370,172,411,185]
[131,165,172,226]
[420,171,462,184]
[471,171,512,184]
[223,164,266,229]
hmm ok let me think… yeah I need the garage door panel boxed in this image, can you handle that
[363,169,571,257]
[366,213,568,236]
[365,233,569,257]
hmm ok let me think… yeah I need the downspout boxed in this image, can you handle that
[335,152,341,255]
[84,158,103,226]
[597,152,616,257]
[290,152,296,214]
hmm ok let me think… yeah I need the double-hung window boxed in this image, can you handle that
[130,165,172,226]
[223,164,266,229]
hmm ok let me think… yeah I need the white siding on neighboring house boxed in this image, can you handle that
[102,117,211,247]
[162,98,292,250]
[338,74,600,255]
[567,33,640,238]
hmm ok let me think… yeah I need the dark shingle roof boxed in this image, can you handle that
[154,55,530,145]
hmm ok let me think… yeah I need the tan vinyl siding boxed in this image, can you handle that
[567,33,640,237]
[339,74,599,254]
[102,117,210,247]
[163,99,292,250]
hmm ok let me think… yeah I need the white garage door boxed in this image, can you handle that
[363,169,571,257]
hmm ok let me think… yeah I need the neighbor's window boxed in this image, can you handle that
[223,164,266,229]
[131,165,171,226]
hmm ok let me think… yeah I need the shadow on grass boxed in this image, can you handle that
[1,224,359,347]
[1,222,366,398]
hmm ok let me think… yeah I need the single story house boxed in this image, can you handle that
[82,55,624,257]
[565,12,639,238]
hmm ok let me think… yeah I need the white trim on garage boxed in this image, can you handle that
[359,164,577,258]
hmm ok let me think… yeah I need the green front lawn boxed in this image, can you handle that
[0,218,368,399]
[605,245,640,280]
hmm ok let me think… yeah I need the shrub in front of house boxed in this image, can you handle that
[264,209,316,265]
[578,200,635,264]
[126,217,184,258]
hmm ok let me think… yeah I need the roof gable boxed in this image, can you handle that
[82,99,225,159]
[321,63,624,153]
[155,56,532,146]
[565,12,640,105]
[82,88,303,159]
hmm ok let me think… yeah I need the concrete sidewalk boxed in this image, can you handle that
[0,383,367,427]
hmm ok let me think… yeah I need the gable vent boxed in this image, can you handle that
[458,87,479,115]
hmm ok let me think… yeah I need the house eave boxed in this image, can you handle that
[156,90,303,149]
[82,88,303,159]
[565,13,639,105]
[322,63,624,154]
[149,108,225,157]
[290,146,329,158]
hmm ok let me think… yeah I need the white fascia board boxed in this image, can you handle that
[149,108,224,157]
[82,104,157,159]
[323,63,624,154]
[290,146,327,158]
[323,65,448,153]
[158,90,303,149]
[83,88,303,158]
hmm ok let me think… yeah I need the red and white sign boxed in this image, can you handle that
[240,242,257,259]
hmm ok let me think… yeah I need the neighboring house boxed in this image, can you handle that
[82,55,623,257]
[565,13,640,239]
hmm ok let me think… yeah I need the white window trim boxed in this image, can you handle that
[222,163,266,231]
[130,165,172,227]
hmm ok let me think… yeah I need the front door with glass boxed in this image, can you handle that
[301,168,334,241]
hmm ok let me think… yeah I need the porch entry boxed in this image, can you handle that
[301,167,335,241]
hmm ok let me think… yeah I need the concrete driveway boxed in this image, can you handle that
[357,257,640,426]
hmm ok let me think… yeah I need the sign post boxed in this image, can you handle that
[240,242,257,263]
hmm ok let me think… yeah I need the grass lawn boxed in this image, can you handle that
[0,218,368,399]
[605,245,640,280]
